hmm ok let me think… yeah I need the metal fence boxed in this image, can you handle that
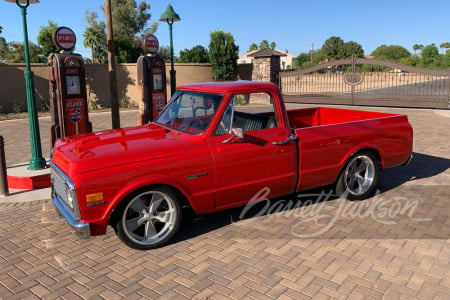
[280,57,450,108]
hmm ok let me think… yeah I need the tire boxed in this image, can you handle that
[335,151,379,200]
[114,186,182,250]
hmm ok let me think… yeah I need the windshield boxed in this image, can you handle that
[155,91,224,134]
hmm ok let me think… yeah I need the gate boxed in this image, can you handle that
[279,57,450,108]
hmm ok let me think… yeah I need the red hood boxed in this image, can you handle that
[52,124,185,176]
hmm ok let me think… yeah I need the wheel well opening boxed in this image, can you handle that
[357,148,382,168]
[109,184,193,226]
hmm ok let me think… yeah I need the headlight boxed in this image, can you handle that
[66,186,75,209]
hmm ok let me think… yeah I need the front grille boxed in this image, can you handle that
[50,162,80,219]
[52,167,67,201]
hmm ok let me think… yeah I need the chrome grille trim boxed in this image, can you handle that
[50,161,81,219]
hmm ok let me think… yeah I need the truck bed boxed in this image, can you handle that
[287,107,400,128]
[287,107,413,192]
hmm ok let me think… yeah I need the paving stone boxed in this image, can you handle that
[0,107,449,298]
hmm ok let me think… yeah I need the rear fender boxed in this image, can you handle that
[340,145,384,170]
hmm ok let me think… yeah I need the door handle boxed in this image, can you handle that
[272,133,297,145]
[272,139,290,145]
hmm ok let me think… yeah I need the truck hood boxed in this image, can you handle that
[52,123,185,176]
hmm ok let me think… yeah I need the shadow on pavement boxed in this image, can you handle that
[173,151,450,244]
[378,152,450,191]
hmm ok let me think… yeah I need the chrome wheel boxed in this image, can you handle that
[116,187,181,249]
[344,155,376,195]
[336,152,379,200]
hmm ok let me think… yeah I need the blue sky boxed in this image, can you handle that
[1,0,450,59]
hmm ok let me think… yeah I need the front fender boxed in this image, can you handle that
[102,175,195,226]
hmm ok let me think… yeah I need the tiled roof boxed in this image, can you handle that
[248,48,287,58]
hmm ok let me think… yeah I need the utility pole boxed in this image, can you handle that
[105,0,120,129]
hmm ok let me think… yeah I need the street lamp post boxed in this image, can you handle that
[159,4,180,96]
[5,0,46,170]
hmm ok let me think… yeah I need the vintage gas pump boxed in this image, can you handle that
[48,27,92,147]
[137,34,167,125]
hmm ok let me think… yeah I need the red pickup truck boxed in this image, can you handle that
[51,81,413,249]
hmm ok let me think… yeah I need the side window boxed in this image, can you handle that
[215,96,235,135]
[215,92,278,135]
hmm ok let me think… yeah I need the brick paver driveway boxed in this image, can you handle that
[0,107,449,299]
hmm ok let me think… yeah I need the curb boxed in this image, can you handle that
[6,163,51,190]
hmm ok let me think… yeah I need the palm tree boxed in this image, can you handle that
[0,25,3,35]
[83,27,100,63]
[413,44,424,55]
[440,42,450,54]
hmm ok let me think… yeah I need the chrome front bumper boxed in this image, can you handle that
[53,193,91,239]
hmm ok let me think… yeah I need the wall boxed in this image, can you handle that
[0,62,213,113]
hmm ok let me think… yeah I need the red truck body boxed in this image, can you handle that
[51,81,413,249]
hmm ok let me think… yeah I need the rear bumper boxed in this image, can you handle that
[53,193,91,239]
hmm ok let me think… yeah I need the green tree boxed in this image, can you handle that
[399,55,421,67]
[109,0,156,62]
[371,45,410,61]
[157,45,172,61]
[179,45,209,63]
[322,36,345,60]
[295,52,310,69]
[0,25,6,62]
[209,30,239,81]
[412,44,424,55]
[421,44,439,67]
[0,37,7,62]
[248,40,277,52]
[339,41,364,58]
[248,43,258,52]
[85,0,157,63]
[5,41,43,63]
[441,51,450,68]
[311,48,327,65]
[83,12,107,63]
[37,21,59,57]
[259,40,270,50]
[440,42,450,54]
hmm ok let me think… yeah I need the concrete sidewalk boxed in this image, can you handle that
[1,110,139,202]
[0,106,449,299]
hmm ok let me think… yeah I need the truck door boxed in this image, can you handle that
[208,92,297,209]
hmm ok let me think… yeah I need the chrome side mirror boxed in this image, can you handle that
[222,128,244,144]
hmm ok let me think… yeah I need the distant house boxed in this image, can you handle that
[238,49,296,70]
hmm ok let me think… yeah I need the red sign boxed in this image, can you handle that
[142,35,159,54]
[53,27,76,51]
[65,99,85,135]
[152,92,165,119]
